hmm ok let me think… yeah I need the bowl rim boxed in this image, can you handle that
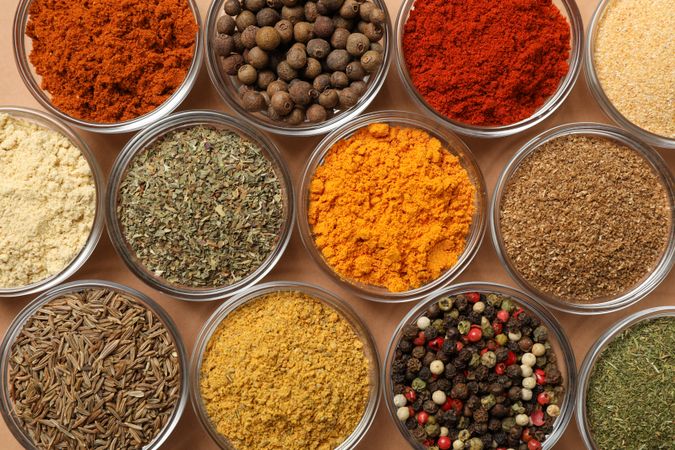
[575,306,675,450]
[490,122,675,314]
[394,0,584,138]
[382,281,577,450]
[12,0,204,134]
[203,0,393,137]
[0,106,105,298]
[0,279,189,450]
[584,0,675,149]
[296,109,488,303]
[106,109,295,302]
[188,280,382,449]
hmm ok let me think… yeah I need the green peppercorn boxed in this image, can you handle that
[241,90,266,111]
[224,0,242,16]
[303,58,322,79]
[281,5,304,24]
[480,351,497,368]
[411,377,427,392]
[501,298,516,312]
[330,28,350,49]
[286,45,307,69]
[346,32,370,56]
[270,91,294,116]
[425,423,441,438]
[533,326,549,342]
[276,60,298,81]
[330,71,349,88]
[360,49,382,72]
[469,353,481,368]
[222,53,244,75]
[285,107,305,124]
[306,104,327,123]
[294,21,314,43]
[307,38,330,59]
[245,46,269,69]
[236,10,256,32]
[318,88,339,108]
[339,0,360,19]
[274,19,294,43]
[458,320,471,335]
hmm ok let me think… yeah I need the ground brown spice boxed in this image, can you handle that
[500,134,671,303]
[200,291,370,449]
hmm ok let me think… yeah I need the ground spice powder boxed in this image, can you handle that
[309,123,475,292]
[200,291,370,450]
[500,134,671,303]
[26,0,198,123]
[403,0,571,126]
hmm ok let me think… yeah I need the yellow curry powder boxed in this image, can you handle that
[200,291,370,450]
[308,123,476,292]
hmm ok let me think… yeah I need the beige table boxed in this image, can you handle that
[0,0,673,448]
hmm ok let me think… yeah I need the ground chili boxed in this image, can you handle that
[26,0,198,123]
[402,0,571,127]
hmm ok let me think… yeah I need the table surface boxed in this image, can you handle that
[0,0,673,449]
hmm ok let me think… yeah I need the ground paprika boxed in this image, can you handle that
[402,0,571,127]
[26,0,198,123]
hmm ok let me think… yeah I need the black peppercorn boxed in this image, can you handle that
[508,386,521,401]
[418,366,432,382]
[451,382,469,400]
[411,345,426,360]
[423,399,439,415]
[405,417,417,430]
[406,357,422,374]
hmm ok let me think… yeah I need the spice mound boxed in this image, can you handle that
[26,0,198,123]
[403,0,571,127]
[587,316,674,449]
[214,0,386,125]
[118,125,284,289]
[390,292,565,450]
[8,288,182,449]
[200,290,371,449]
[499,134,671,303]
[594,0,674,138]
[308,123,476,292]
[0,113,96,289]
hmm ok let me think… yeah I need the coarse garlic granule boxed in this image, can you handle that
[200,291,371,450]
[594,0,674,138]
[0,113,96,288]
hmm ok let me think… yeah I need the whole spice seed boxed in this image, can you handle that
[391,292,565,449]
[26,0,198,123]
[402,0,571,126]
[200,290,371,449]
[593,0,674,138]
[308,123,475,292]
[8,288,181,449]
[586,317,674,449]
[118,125,284,288]
[0,113,96,288]
[499,134,671,303]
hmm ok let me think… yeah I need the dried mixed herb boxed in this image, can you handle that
[118,125,284,288]
[586,316,674,449]
[8,288,181,449]
[500,134,671,303]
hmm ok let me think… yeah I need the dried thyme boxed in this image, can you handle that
[8,288,181,449]
[499,134,671,303]
[586,316,675,449]
[118,126,284,288]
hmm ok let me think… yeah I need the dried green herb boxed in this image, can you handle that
[118,126,284,288]
[586,316,675,449]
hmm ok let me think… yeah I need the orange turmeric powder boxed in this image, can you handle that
[308,123,476,292]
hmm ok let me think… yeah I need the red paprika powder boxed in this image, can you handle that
[402,0,571,127]
[26,0,198,123]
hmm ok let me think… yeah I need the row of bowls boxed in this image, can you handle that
[12,0,674,148]
[2,279,672,449]
[2,106,673,318]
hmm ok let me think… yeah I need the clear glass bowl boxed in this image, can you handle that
[0,106,105,298]
[585,0,675,149]
[0,279,189,450]
[297,110,487,303]
[106,110,295,301]
[394,0,583,138]
[490,123,675,315]
[204,0,392,136]
[12,0,203,134]
[383,282,577,450]
[189,281,381,449]
[575,306,675,449]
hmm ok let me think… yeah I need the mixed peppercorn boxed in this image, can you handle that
[391,292,564,450]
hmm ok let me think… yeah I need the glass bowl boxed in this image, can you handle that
[585,0,675,149]
[106,110,294,301]
[12,0,203,134]
[204,0,392,136]
[383,282,577,450]
[297,110,487,303]
[394,0,583,138]
[491,123,675,315]
[189,281,381,449]
[0,279,189,450]
[576,306,675,449]
[0,106,105,298]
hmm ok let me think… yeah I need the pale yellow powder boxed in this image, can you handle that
[0,113,96,288]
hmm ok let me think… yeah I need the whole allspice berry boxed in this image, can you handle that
[246,46,269,69]
[313,15,334,39]
[232,32,245,52]
[326,49,350,71]
[361,49,382,72]
[282,0,300,6]
[303,58,322,79]
[245,0,266,12]
[242,90,266,111]
[257,70,276,89]
[294,21,314,43]
[271,91,295,116]
[350,80,367,96]
[241,25,259,49]
[256,8,281,27]
[346,32,369,56]
[286,44,307,69]
[313,73,332,92]
[318,88,339,108]
[236,10,256,32]
[304,1,319,22]
[224,0,242,16]
[276,60,298,81]
[369,7,385,25]
[214,34,234,56]
[338,87,359,108]
[286,107,306,125]
[318,0,345,13]
[281,5,305,24]
[274,19,294,43]
[267,0,283,7]
[307,38,331,59]
[359,2,375,22]
[307,104,328,122]
[330,28,350,49]
[345,61,366,80]
[217,15,236,35]
[359,21,383,42]
[333,16,353,31]
[267,79,288,96]
[330,70,349,88]
[238,64,258,85]
[339,0,360,19]
[256,26,281,51]
[289,80,315,105]
[222,54,245,75]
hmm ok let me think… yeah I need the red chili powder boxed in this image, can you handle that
[403,0,571,127]
[26,0,198,123]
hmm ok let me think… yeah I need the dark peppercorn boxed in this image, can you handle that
[391,372,405,384]
[451,383,469,400]
[411,346,426,360]
[418,367,432,382]
[406,358,422,374]
[508,386,521,401]
[405,417,417,430]
[423,400,439,415]
[424,326,438,340]
[518,337,533,352]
